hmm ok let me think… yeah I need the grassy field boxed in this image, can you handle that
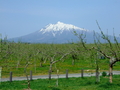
[0,75,120,90]
[0,40,120,89]
[0,42,120,78]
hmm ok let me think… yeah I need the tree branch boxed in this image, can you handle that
[52,52,71,64]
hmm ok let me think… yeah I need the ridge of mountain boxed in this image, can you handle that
[9,22,120,44]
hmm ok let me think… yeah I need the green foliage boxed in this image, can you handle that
[102,71,107,77]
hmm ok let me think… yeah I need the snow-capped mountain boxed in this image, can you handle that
[40,21,87,33]
[9,21,120,43]
[39,21,87,37]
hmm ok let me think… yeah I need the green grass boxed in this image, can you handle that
[1,75,120,90]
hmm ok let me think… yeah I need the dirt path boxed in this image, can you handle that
[1,71,120,82]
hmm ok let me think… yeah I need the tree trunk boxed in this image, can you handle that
[40,62,42,67]
[72,59,75,65]
[96,65,100,83]
[16,60,20,69]
[109,65,113,83]
[49,63,53,72]
[109,57,114,83]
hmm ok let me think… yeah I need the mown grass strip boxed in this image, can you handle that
[0,75,120,90]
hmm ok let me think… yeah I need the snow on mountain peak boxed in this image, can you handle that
[57,21,64,24]
[39,21,87,34]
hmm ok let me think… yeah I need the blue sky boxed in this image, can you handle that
[0,0,120,38]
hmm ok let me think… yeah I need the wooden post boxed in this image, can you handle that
[10,71,12,82]
[49,70,51,80]
[0,67,2,84]
[66,69,68,79]
[30,71,32,81]
[81,69,84,78]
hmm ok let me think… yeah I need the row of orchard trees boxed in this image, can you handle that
[0,40,74,71]
[0,37,76,89]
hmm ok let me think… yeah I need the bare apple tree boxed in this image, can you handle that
[75,21,120,83]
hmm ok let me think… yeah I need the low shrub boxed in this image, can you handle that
[102,71,107,77]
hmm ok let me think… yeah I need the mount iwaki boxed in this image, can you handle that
[9,22,120,44]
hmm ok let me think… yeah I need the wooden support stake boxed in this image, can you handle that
[81,69,84,78]
[49,70,51,80]
[0,67,2,84]
[30,71,32,81]
[66,69,68,79]
[10,71,12,82]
